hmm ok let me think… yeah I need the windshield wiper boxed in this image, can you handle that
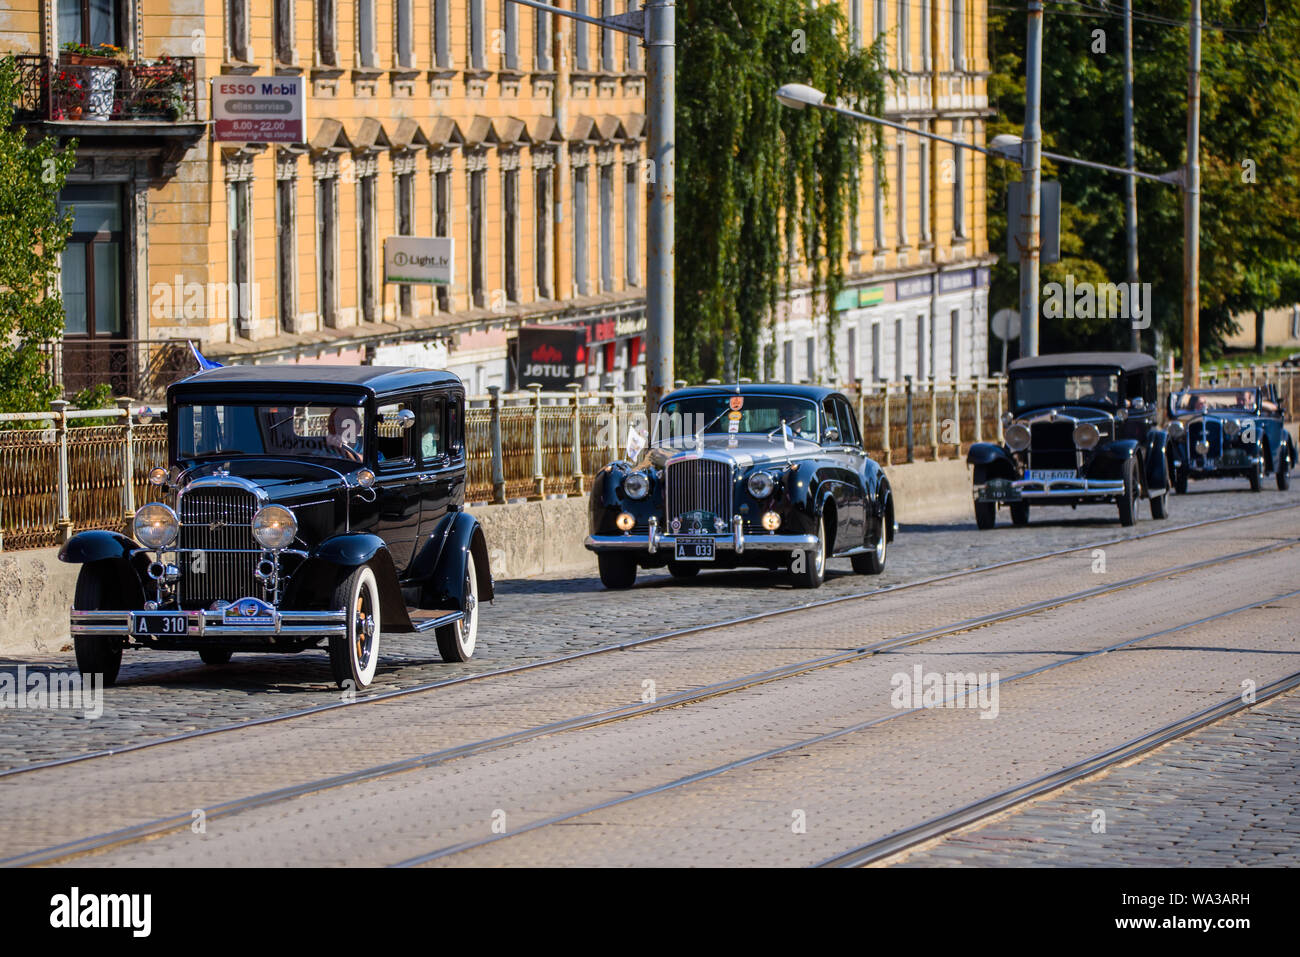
[192,449,246,458]
[693,408,731,444]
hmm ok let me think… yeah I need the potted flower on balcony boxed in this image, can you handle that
[51,69,86,120]
[60,42,129,67]
[129,55,190,120]
[60,43,126,120]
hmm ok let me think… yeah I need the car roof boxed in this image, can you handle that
[1178,386,1259,394]
[170,364,462,396]
[1009,352,1157,374]
[662,383,843,405]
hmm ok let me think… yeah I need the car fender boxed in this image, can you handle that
[1088,439,1140,483]
[589,461,660,534]
[1142,429,1171,491]
[967,442,1017,481]
[58,530,138,564]
[289,534,409,629]
[418,511,493,610]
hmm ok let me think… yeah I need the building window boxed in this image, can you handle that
[897,0,909,71]
[504,165,519,303]
[433,0,452,68]
[396,167,414,315]
[433,165,452,311]
[626,1,640,70]
[396,0,415,67]
[916,314,927,379]
[783,339,794,382]
[921,0,931,70]
[847,325,858,382]
[873,148,885,251]
[358,0,378,67]
[274,0,294,63]
[624,160,639,286]
[469,166,486,307]
[874,0,886,39]
[871,322,882,381]
[896,136,908,247]
[850,0,862,49]
[574,0,590,71]
[599,162,614,292]
[316,172,338,325]
[276,176,297,333]
[58,184,124,341]
[358,169,378,321]
[536,8,552,70]
[317,0,338,66]
[58,0,121,47]
[805,336,816,383]
[953,120,967,239]
[894,318,904,382]
[228,0,250,61]
[919,124,931,243]
[950,309,962,379]
[228,179,253,336]
[469,0,486,70]
[503,0,519,70]
[849,163,861,255]
[953,0,966,71]
[535,165,552,299]
[573,164,589,295]
[600,0,615,71]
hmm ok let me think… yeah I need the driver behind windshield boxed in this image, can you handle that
[326,408,364,462]
[1084,374,1116,404]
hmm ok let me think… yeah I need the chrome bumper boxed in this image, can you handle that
[585,516,816,555]
[70,608,348,639]
[976,477,1125,501]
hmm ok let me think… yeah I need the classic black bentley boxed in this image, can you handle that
[60,365,493,689]
[967,352,1173,528]
[585,384,895,589]
[1166,385,1295,492]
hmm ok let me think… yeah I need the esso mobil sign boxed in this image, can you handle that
[212,77,305,144]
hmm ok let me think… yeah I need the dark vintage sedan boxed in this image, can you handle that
[967,352,1173,528]
[60,365,493,689]
[585,384,895,589]
[1166,385,1295,492]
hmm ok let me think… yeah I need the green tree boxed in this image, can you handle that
[986,0,1300,362]
[676,0,890,382]
[0,55,76,412]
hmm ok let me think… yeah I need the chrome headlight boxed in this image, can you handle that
[747,471,776,498]
[1072,422,1100,450]
[251,505,298,551]
[133,503,179,550]
[1004,422,1031,452]
[1222,418,1241,438]
[1167,419,1185,439]
[622,470,650,500]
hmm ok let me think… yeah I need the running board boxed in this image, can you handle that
[407,610,464,633]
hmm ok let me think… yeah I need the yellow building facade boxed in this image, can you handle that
[4,1,989,395]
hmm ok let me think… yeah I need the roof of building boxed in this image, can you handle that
[1009,352,1157,374]
[169,364,462,396]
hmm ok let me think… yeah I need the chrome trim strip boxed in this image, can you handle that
[70,608,347,639]
[586,532,817,552]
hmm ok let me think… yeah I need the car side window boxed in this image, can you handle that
[375,400,414,467]
[821,399,839,443]
[447,394,464,458]
[836,399,861,447]
[420,394,444,463]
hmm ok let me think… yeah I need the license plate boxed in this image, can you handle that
[134,613,188,636]
[674,537,715,561]
[1025,470,1076,482]
[985,482,1018,501]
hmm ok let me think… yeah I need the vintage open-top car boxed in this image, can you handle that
[59,365,493,689]
[967,352,1172,527]
[1165,385,1294,492]
[585,384,895,589]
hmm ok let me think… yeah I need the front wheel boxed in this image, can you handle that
[198,648,233,666]
[597,552,638,589]
[792,517,827,589]
[666,561,699,579]
[851,512,888,575]
[328,565,381,689]
[1249,457,1263,492]
[974,500,996,530]
[1009,502,1030,526]
[72,562,125,687]
[1117,458,1139,527]
[1278,453,1291,491]
[436,551,479,663]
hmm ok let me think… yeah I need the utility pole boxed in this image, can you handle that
[643,0,675,411]
[1019,1,1044,358]
[1123,0,1140,352]
[1183,0,1202,388]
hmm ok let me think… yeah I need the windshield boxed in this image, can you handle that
[176,403,367,462]
[1174,390,1256,413]
[1011,371,1120,411]
[655,394,820,443]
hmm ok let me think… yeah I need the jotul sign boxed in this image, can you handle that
[517,326,585,389]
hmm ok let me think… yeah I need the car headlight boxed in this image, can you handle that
[252,505,298,551]
[1222,418,1241,438]
[1072,422,1100,450]
[622,470,650,500]
[134,503,179,550]
[1167,419,1185,439]
[1004,422,1030,452]
[747,471,776,498]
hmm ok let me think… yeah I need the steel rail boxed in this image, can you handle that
[4,501,1295,783]
[9,537,1294,868]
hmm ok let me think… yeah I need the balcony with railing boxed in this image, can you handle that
[13,53,202,136]
[41,338,202,401]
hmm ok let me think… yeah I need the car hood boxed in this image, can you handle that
[1012,404,1115,424]
[644,434,824,471]
[178,458,353,503]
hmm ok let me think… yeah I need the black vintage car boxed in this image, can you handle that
[60,365,493,689]
[585,384,895,589]
[1166,385,1295,492]
[967,352,1173,528]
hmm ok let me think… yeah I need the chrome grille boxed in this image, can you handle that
[665,458,732,530]
[177,487,259,610]
[1190,419,1221,458]
[1029,422,1078,471]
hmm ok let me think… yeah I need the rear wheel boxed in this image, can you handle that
[1009,502,1030,526]
[1117,458,1139,527]
[72,562,124,687]
[597,552,638,589]
[1249,457,1263,492]
[666,561,699,579]
[792,516,827,589]
[1150,489,1170,520]
[974,500,996,530]
[328,565,381,689]
[436,552,479,662]
[1278,450,1291,491]
[850,511,888,575]
[198,648,232,666]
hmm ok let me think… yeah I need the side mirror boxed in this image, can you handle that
[395,409,416,430]
[823,426,841,444]
[1131,397,1145,411]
